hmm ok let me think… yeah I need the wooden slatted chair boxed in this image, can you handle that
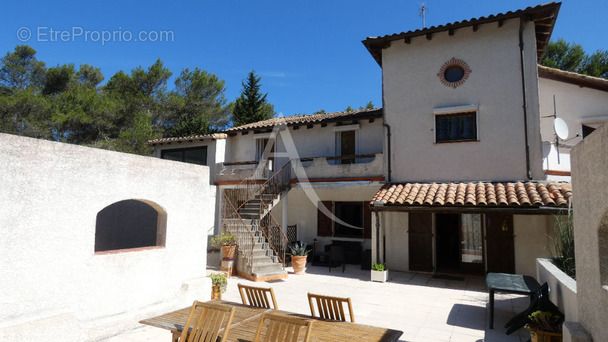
[253,312,313,342]
[307,292,355,322]
[177,301,236,342]
[238,283,279,309]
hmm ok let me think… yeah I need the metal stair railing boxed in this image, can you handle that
[258,161,292,265]
[223,159,270,212]
[222,192,256,274]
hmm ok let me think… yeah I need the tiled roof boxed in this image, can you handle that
[362,2,561,66]
[538,65,608,92]
[224,108,382,133]
[147,133,227,145]
[371,181,571,208]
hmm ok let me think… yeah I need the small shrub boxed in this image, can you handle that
[288,242,311,256]
[525,310,563,333]
[371,263,386,271]
[552,211,575,279]
[208,272,228,292]
[210,233,236,248]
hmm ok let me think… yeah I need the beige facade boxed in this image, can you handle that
[382,18,544,182]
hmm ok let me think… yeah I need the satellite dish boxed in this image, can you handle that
[553,117,569,140]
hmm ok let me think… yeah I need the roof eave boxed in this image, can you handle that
[362,2,561,67]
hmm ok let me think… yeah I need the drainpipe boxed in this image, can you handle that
[518,16,533,180]
[372,201,384,264]
[381,65,392,182]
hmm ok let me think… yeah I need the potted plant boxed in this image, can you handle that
[525,310,564,342]
[210,233,237,260]
[288,242,311,274]
[371,263,388,282]
[208,272,228,300]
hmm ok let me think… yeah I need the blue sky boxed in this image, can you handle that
[1,1,605,116]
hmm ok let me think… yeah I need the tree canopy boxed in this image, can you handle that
[541,39,608,79]
[0,45,233,155]
[231,70,275,127]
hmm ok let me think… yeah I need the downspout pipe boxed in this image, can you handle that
[382,121,392,182]
[518,16,533,180]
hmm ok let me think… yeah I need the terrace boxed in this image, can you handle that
[114,265,533,342]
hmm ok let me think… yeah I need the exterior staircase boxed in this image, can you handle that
[222,162,291,281]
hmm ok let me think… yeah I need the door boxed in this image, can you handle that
[436,213,460,272]
[337,130,356,164]
[409,212,433,272]
[486,213,515,273]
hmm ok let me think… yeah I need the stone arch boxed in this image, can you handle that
[95,199,167,253]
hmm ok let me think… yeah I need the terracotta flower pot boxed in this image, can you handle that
[291,255,308,274]
[211,284,222,300]
[221,245,236,260]
[530,330,562,342]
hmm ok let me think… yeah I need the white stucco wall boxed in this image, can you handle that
[274,183,381,249]
[381,211,409,271]
[382,18,544,182]
[224,119,384,169]
[538,77,608,175]
[513,215,554,276]
[0,134,214,341]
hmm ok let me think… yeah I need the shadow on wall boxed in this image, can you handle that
[95,199,167,252]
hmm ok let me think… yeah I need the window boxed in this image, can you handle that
[444,66,465,83]
[435,112,477,143]
[161,146,207,165]
[334,202,363,238]
[437,57,472,88]
[95,199,167,253]
[334,124,359,165]
[255,138,275,171]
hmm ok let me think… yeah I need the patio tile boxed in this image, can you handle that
[115,264,530,342]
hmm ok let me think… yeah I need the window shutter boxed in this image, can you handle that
[363,203,372,239]
[317,201,333,237]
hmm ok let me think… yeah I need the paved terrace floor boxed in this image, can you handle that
[110,265,533,342]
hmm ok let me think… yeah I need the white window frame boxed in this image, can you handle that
[334,124,360,159]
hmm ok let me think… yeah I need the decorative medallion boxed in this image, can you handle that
[437,57,471,88]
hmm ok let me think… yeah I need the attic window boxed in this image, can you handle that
[437,57,471,88]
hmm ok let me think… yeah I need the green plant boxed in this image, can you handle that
[208,272,228,292]
[371,263,386,271]
[210,233,236,248]
[525,310,563,333]
[287,242,311,256]
[551,211,575,279]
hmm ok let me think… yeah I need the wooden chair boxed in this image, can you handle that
[253,312,313,342]
[307,292,355,322]
[238,283,279,309]
[177,301,235,342]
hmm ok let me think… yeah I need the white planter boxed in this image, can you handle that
[371,270,388,282]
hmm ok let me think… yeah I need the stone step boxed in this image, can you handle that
[252,263,285,275]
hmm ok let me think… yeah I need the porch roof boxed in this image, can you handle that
[371,181,571,210]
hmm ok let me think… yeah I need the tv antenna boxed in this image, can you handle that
[419,3,428,28]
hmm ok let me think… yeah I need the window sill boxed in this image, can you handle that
[434,139,479,144]
[95,246,165,255]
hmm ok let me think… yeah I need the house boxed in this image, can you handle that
[149,2,608,280]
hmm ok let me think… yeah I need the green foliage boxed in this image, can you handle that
[231,70,275,127]
[0,45,234,156]
[542,39,608,79]
[208,272,228,292]
[0,45,46,90]
[371,263,386,271]
[287,242,311,256]
[359,101,374,110]
[209,233,236,247]
[344,105,354,112]
[552,212,576,279]
[525,311,563,333]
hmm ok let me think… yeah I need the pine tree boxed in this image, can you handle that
[232,70,274,126]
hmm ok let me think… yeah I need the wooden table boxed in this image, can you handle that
[140,300,403,342]
[486,272,540,329]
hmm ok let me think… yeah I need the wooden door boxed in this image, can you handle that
[486,213,515,274]
[409,212,433,272]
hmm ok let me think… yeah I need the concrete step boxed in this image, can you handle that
[252,262,284,275]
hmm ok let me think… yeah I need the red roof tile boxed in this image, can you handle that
[371,181,571,208]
